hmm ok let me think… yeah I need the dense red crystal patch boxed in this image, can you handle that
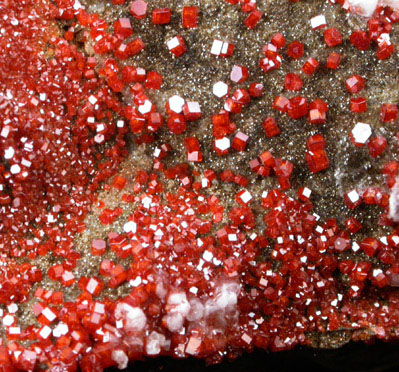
[1,0,399,371]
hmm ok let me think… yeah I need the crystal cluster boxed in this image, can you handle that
[1,0,399,371]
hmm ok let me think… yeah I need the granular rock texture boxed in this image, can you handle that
[1,0,399,371]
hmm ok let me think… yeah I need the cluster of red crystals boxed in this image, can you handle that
[165,95,202,135]
[341,2,399,60]
[2,0,399,371]
[224,0,263,29]
[249,150,294,189]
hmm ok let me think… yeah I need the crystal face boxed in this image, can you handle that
[2,0,399,370]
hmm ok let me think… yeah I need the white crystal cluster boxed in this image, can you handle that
[111,279,241,367]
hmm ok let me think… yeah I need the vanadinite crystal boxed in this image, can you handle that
[2,0,399,371]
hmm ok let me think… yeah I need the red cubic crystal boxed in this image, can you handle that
[345,217,362,233]
[344,190,362,209]
[307,134,326,151]
[360,237,380,257]
[271,33,286,49]
[112,175,127,190]
[183,101,202,121]
[287,41,304,59]
[249,82,264,97]
[273,95,289,112]
[145,71,163,90]
[91,239,107,256]
[167,115,187,134]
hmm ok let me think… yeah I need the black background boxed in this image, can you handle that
[106,341,399,372]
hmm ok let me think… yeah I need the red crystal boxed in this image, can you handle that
[344,190,362,209]
[182,6,198,28]
[376,42,394,60]
[345,75,365,94]
[287,96,308,119]
[360,237,380,257]
[127,38,145,56]
[324,27,343,47]
[350,30,370,50]
[249,83,264,97]
[326,52,341,69]
[112,175,127,190]
[350,97,367,113]
[380,103,398,122]
[306,149,329,173]
[284,73,303,91]
[91,239,107,256]
[368,136,387,158]
[167,115,187,134]
[244,9,263,29]
[286,41,304,59]
[271,33,286,49]
[302,57,319,75]
[307,134,326,151]
[130,0,148,19]
[232,131,249,151]
[273,95,289,112]
[184,137,203,162]
[345,217,362,233]
[152,8,171,25]
[114,18,133,39]
[262,117,280,138]
[146,71,163,90]
[230,65,249,83]
[167,35,187,57]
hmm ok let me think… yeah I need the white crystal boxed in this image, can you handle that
[168,95,185,113]
[351,122,372,144]
[310,14,326,29]
[214,137,230,151]
[213,81,229,98]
